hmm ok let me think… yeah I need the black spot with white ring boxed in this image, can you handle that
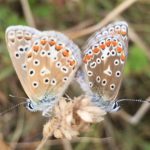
[102,79,107,86]
[87,71,93,76]
[15,52,20,59]
[22,64,27,70]
[111,50,116,56]
[51,78,57,85]
[90,62,96,68]
[115,71,121,77]
[96,76,101,83]
[61,66,68,74]
[114,59,119,66]
[40,50,46,56]
[43,78,49,84]
[29,69,35,76]
[56,61,62,68]
[110,84,115,90]
[63,77,68,82]
[96,58,101,64]
[89,82,93,87]
[32,81,38,88]
[33,59,40,66]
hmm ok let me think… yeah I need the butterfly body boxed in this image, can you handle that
[5,26,81,116]
[79,21,128,112]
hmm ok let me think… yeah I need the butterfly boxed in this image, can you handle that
[77,21,128,112]
[5,26,81,116]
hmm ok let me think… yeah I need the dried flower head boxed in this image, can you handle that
[43,96,106,140]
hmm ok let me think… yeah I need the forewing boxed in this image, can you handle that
[5,26,40,99]
[83,21,128,101]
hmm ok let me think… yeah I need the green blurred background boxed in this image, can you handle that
[0,0,150,150]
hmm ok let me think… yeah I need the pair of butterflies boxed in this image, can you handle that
[5,21,128,116]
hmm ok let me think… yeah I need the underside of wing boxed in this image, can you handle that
[25,31,81,102]
[5,26,40,99]
[82,21,128,101]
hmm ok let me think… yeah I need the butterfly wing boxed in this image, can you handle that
[6,26,81,104]
[25,31,81,102]
[5,26,40,99]
[82,21,128,101]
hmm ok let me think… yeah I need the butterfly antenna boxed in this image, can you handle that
[117,98,150,104]
[9,94,27,100]
[0,101,27,116]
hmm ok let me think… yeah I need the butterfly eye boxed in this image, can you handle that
[112,102,119,110]
[26,101,34,110]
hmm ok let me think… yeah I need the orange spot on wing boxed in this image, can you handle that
[40,39,47,45]
[106,41,111,47]
[112,41,117,46]
[62,50,70,57]
[68,59,76,66]
[33,45,40,52]
[117,47,122,53]
[121,53,126,61]
[27,52,32,58]
[25,36,31,40]
[55,45,63,51]
[49,40,56,46]
[83,54,93,63]
[121,31,127,36]
[100,44,105,49]
[92,47,100,54]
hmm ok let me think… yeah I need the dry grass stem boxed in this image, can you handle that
[20,0,36,27]
[68,0,139,39]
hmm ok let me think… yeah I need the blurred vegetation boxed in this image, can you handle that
[0,0,150,150]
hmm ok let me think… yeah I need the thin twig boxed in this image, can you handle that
[10,137,113,149]
[62,139,73,150]
[20,0,36,27]
[67,0,139,39]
